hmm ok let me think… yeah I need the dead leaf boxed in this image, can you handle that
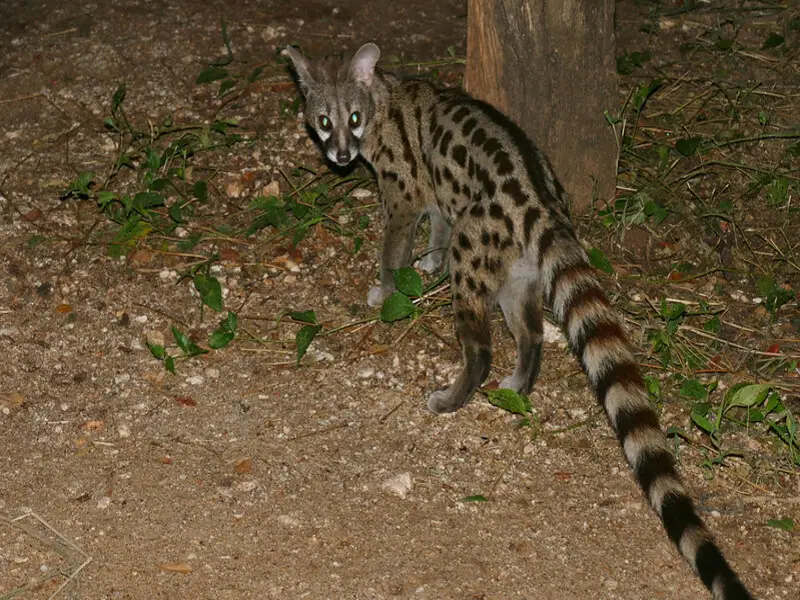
[160,563,192,574]
[22,209,42,222]
[128,249,152,266]
[161,456,173,465]
[0,392,24,409]
[262,180,280,196]
[174,396,197,407]
[220,247,241,262]
[81,420,104,431]
[56,304,73,313]
[235,457,252,474]
[241,170,257,184]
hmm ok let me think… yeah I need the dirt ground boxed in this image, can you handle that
[0,1,798,599]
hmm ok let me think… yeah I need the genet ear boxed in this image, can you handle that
[281,45,315,94]
[349,43,380,87]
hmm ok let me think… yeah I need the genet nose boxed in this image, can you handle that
[336,150,350,164]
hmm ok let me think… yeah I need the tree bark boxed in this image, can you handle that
[465,0,618,214]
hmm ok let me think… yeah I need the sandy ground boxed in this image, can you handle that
[0,1,797,599]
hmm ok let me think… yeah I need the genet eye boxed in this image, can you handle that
[349,112,361,128]
[318,115,332,131]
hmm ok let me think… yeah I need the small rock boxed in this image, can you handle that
[381,472,413,498]
[205,368,220,379]
[97,496,112,510]
[235,480,258,493]
[277,514,301,528]
[114,373,131,385]
[117,423,131,438]
[351,188,373,199]
[186,375,204,386]
[358,367,375,379]
[134,315,148,324]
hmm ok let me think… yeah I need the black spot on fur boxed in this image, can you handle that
[381,170,399,182]
[452,246,462,263]
[452,106,470,123]
[495,151,513,175]
[461,118,477,137]
[389,107,418,178]
[428,110,439,136]
[471,257,481,270]
[471,128,486,146]
[432,125,444,148]
[452,180,460,194]
[466,276,476,291]
[440,130,453,156]
[503,215,514,235]
[458,232,472,250]
[452,144,467,167]
[537,228,556,268]
[489,203,504,219]
[442,167,454,181]
[501,178,527,206]
[483,137,501,156]
[470,204,485,218]
[523,207,541,245]
[480,230,491,245]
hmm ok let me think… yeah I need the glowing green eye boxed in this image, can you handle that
[349,111,361,127]
[318,115,332,131]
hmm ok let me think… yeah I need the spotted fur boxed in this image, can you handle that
[282,42,753,600]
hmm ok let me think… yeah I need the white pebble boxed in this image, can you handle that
[186,375,204,386]
[381,472,413,498]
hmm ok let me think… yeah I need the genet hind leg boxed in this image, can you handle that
[497,270,544,394]
[427,224,494,413]
[427,290,492,413]
[418,206,452,273]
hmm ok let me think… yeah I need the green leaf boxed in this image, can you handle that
[194,273,224,312]
[196,66,229,84]
[632,78,663,112]
[296,324,322,362]
[766,518,794,531]
[171,326,208,358]
[147,341,166,360]
[587,247,614,274]
[192,180,208,202]
[691,402,715,434]
[132,192,165,211]
[218,78,236,97]
[726,384,771,409]
[289,310,317,324]
[112,83,127,112]
[486,388,531,416]
[379,292,416,322]
[209,310,238,349]
[168,203,183,223]
[680,378,708,401]
[164,355,176,374]
[676,137,702,156]
[461,495,488,503]
[209,329,234,349]
[393,267,423,297]
[762,33,785,50]
[150,178,170,191]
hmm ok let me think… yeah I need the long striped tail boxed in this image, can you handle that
[541,238,753,600]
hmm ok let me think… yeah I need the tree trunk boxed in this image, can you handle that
[465,0,618,214]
